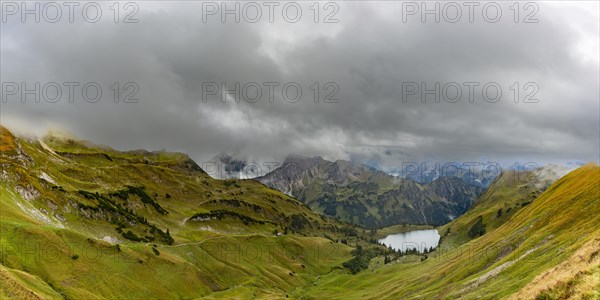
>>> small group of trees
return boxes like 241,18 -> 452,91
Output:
381,245 -> 436,265
343,245 -> 380,274
155,228 -> 174,245
468,216 -> 487,238
120,228 -> 173,245
344,245 -> 401,273
122,230 -> 143,242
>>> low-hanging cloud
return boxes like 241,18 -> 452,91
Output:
1,1 -> 598,169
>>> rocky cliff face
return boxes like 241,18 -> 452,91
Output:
258,156 -> 483,228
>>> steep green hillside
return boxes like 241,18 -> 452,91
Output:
258,156 -> 483,228
0,126 -> 370,299
297,163 -> 600,299
437,165 -> 577,248
2,125 -> 597,299
437,169 -> 544,247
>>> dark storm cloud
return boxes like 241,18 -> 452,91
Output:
1,1 -> 598,168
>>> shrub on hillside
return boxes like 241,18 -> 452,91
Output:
468,216 -> 486,238
122,230 -> 143,242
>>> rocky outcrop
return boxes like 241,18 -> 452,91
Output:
258,156 -> 483,228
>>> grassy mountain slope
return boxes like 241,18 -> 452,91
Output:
258,156 -> 483,228
0,126 -> 372,299
2,125 -> 597,299
0,264 -> 63,300
437,169 -> 545,247
297,163 -> 600,299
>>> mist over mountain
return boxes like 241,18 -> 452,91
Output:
3,2 -> 598,166
203,152 -> 258,179
385,162 -> 499,188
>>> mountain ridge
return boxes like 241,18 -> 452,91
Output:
297,163 -> 600,299
257,155 -> 484,228
0,126 -> 380,299
1,125 -> 597,299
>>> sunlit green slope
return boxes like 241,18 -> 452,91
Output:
437,169 -> 545,247
0,126 -> 364,299
298,163 -> 600,299
2,125 -> 597,299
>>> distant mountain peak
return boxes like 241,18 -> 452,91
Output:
258,156 -> 484,228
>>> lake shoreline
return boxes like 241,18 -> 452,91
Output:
374,224 -> 435,240
378,228 -> 441,253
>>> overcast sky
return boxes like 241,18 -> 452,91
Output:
1,1 -> 598,169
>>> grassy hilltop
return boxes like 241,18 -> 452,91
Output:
297,163 -> 600,299
0,126 -> 375,299
1,125 -> 598,299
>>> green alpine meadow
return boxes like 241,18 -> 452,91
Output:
1,1 -> 598,299
0,126 -> 598,299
